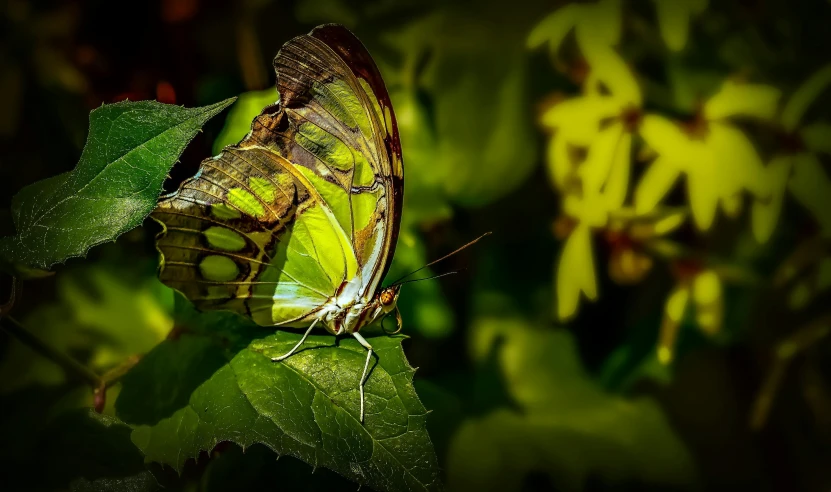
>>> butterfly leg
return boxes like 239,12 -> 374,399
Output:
272,318 -> 319,362
352,332 -> 373,423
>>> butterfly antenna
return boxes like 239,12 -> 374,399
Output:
394,270 -> 460,286
390,232 -> 491,286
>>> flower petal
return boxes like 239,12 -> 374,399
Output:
635,157 -> 682,214
704,79 -> 781,121
556,224 -> 597,320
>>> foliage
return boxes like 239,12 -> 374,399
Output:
446,296 -> 695,490
0,98 -> 235,271
2,1 -> 831,491
529,0 -> 831,364
120,295 -> 440,492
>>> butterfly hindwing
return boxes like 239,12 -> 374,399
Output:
152,24 -> 401,327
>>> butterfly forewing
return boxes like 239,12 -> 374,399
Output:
152,24 -> 402,327
270,24 -> 403,298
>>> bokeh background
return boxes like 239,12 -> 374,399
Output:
2,0 -> 831,490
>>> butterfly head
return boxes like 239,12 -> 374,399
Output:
377,285 -> 401,314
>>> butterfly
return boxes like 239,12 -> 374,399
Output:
151,24 -> 404,423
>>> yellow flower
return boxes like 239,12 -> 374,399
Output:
605,208 -> 686,285
636,79 -> 780,230
657,268 -> 724,365
541,48 -> 644,320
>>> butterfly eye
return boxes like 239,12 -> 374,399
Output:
380,289 -> 395,306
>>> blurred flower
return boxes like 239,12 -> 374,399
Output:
636,79 -> 780,230
605,208 -> 686,285
651,0 -> 708,52
657,267 -> 724,364
753,65 -> 831,243
540,48 -> 647,319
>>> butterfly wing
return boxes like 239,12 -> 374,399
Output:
267,24 -> 403,299
152,24 -> 402,326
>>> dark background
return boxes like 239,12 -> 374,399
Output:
1,0 -> 831,490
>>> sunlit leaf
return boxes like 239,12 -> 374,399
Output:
788,153 -> 831,235
123,297 -> 440,492
782,64 -> 831,132
212,88 -> 279,154
0,98 -> 235,270
752,156 -> 793,244
556,224 -> 597,320
704,80 -> 780,121
651,0 -> 708,52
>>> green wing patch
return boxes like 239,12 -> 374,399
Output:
153,24 -> 402,326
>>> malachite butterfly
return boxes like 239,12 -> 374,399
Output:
151,24 -> 404,422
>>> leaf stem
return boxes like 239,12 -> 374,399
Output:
0,316 -> 104,390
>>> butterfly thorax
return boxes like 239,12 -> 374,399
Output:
318,283 -> 400,335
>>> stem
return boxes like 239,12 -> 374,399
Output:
0,316 -> 103,389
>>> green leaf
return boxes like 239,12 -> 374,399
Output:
380,7 -> 541,207
450,309 -> 695,490
652,0 -> 708,52
0,97 -> 235,270
211,89 -> 279,154
0,262 -> 173,393
119,296 -> 441,492
782,64 -> 831,132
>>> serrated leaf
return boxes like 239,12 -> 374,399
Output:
0,97 -> 235,270
119,296 -> 440,492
